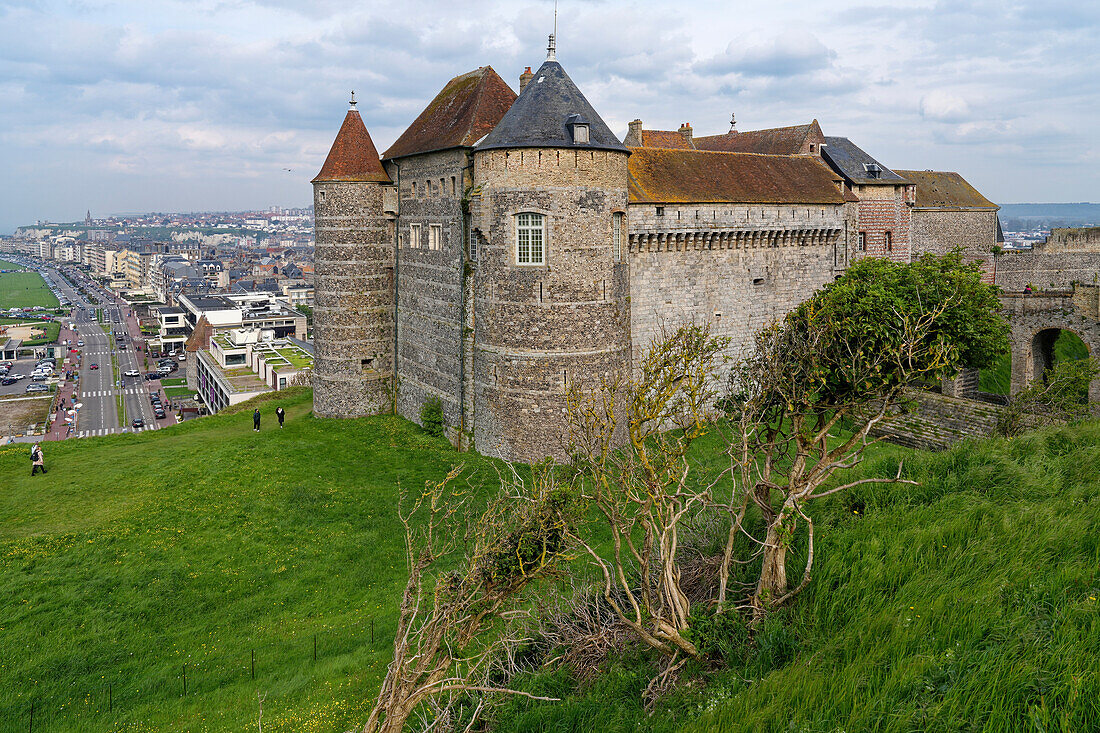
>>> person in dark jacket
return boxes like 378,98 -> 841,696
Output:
253,409 -> 261,432
31,443 -> 46,475
276,406 -> 285,428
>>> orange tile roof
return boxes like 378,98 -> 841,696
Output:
892,170 -> 997,209
312,109 -> 391,183
383,66 -> 516,159
184,315 -> 213,353
628,148 -> 848,205
640,130 -> 695,149
695,121 -> 823,155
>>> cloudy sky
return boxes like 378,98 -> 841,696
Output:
1,0 -> 1098,233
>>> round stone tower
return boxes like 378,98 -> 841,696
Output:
470,56 -> 632,462
311,95 -> 395,418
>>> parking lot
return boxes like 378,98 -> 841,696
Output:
0,357 -> 60,397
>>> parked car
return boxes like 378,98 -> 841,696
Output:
1,377 -> 16,386
154,409 -> 167,419
26,383 -> 49,393
177,354 -> 187,362
77,340 -> 84,347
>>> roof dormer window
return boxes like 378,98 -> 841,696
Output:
567,114 -> 590,145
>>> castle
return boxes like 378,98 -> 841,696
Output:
311,42 -> 1001,462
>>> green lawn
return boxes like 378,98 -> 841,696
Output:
0,270 -> 59,309
0,258 -> 26,270
0,388 -> 490,732
160,378 -> 188,387
163,386 -> 193,398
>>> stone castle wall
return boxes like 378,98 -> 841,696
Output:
996,228 -> 1100,292
627,201 -> 848,381
312,181 -> 395,417
910,209 -> 997,281
384,149 -> 470,437
469,148 -> 632,462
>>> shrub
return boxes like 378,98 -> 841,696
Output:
420,396 -> 445,438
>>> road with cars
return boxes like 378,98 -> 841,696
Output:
49,268 -> 164,435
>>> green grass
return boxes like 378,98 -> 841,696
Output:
160,378 -> 188,387
0,270 -> 59,309
493,425 -> 1100,732
163,386 -> 193,399
0,388 -> 494,732
0,259 -> 26,270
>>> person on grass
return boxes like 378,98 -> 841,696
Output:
253,409 -> 261,432
276,406 -> 285,428
31,443 -> 46,476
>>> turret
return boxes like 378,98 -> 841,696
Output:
469,53 -> 632,462
311,93 -> 396,418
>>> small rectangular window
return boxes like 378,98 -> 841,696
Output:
409,223 -> 421,249
656,206 -> 664,217
858,232 -> 866,252
451,176 -> 456,196
429,224 -> 443,251
885,231 -> 893,252
469,227 -> 477,262
411,181 -> 417,197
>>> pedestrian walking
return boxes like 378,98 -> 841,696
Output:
253,409 -> 261,432
276,406 -> 285,428
31,443 -> 46,476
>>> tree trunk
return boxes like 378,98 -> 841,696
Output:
754,519 -> 789,619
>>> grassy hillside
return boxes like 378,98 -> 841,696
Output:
0,270 -> 59,309
0,388 -> 495,732
492,425 -> 1100,733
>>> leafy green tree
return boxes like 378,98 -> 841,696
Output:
728,253 -> 1009,618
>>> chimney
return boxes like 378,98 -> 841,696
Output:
519,66 -> 534,93
678,122 -> 693,145
625,119 -> 643,147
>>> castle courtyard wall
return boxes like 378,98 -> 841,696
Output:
910,208 -> 997,281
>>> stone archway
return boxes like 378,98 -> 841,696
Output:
1002,293 -> 1100,405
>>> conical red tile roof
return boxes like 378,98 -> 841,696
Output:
312,109 -> 391,183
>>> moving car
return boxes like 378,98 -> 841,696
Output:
131,418 -> 144,428
124,370 -> 140,378
90,363 -> 99,370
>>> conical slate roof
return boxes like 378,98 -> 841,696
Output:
477,60 -> 627,153
312,108 -> 391,184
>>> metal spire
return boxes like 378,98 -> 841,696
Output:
547,1 -> 557,60
349,90 -> 357,110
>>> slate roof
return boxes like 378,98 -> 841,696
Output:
695,121 -> 823,155
821,137 -> 906,185
477,60 -> 628,153
383,66 -> 517,159
312,109 -> 391,183
891,170 -> 997,210
640,130 -> 695,150
628,149 -> 851,205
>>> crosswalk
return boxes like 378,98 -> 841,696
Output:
75,425 -> 158,437
80,388 -> 153,397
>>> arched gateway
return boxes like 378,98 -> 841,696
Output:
1000,292 -> 1100,404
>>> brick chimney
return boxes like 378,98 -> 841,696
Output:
678,122 -> 693,145
624,119 -> 643,147
519,66 -> 534,93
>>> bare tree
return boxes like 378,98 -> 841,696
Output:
566,324 -> 730,662
363,465 -> 568,733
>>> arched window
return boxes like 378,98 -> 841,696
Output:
515,213 -> 545,265
612,212 -> 624,262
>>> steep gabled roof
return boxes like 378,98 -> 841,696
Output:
383,66 -> 517,159
478,60 -> 628,153
312,108 -> 391,183
640,130 -> 695,150
821,136 -> 906,185
628,148 -> 849,205
892,170 -> 997,210
184,315 -> 213,353
695,120 -> 824,155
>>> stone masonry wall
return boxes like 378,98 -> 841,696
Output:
849,184 -> 911,264
470,148 -> 632,462
627,201 -> 847,382
384,149 -> 469,438
312,181 -> 395,417
910,209 -> 997,282
996,238 -> 1100,293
